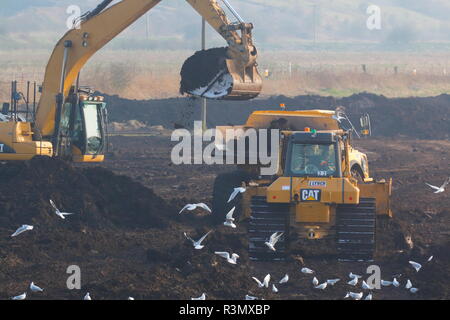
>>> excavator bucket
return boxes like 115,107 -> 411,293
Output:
180,47 -> 262,100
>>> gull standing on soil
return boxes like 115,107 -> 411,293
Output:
215,251 -> 239,265
191,293 -> 206,300
252,274 -> 271,288
179,203 -> 211,214
410,288 -> 419,294
227,187 -> 246,203
409,261 -> 422,272
327,279 -> 341,286
184,230 -> 212,250
11,293 -> 26,300
425,177 -> 449,193
30,282 -> 44,293
279,274 -> 289,284
312,277 -> 319,286
272,284 -> 279,293
392,278 -> 400,288
301,267 -> 315,274
265,232 -> 284,251
223,207 -> 237,228
348,277 -> 358,286
50,200 -> 75,219
83,292 -> 92,300
405,279 -> 413,290
11,225 -> 34,237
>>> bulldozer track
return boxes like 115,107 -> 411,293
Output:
336,198 -> 376,262
248,196 -> 290,261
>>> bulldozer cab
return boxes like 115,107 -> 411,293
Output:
285,132 -> 341,178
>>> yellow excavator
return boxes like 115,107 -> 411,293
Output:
0,0 -> 262,162
212,108 -> 392,261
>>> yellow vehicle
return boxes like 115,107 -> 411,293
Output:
0,0 -> 262,162
212,109 -> 392,261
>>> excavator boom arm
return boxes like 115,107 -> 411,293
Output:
186,0 -> 252,49
35,0 -> 257,138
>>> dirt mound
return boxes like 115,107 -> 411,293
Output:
0,157 -> 270,300
110,120 -> 147,132
104,93 -> 450,139
0,157 -> 172,229
341,93 -> 450,139
180,47 -> 228,95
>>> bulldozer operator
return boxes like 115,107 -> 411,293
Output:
291,144 -> 337,176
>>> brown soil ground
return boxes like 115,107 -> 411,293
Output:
0,133 -> 448,300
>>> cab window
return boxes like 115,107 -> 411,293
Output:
83,104 -> 103,154
289,143 -> 337,177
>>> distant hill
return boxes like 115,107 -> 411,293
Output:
2,0 -> 450,50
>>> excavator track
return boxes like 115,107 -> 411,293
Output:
248,196 -> 290,261
336,198 -> 376,262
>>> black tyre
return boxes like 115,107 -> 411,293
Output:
211,170 -> 253,224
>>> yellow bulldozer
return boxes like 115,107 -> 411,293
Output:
212,108 -> 392,261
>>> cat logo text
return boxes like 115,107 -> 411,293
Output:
300,189 -> 321,202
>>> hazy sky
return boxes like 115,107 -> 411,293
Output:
2,0 -> 450,49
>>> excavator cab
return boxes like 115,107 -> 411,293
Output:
72,98 -> 107,162
56,94 -> 107,162
0,81 -> 107,162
